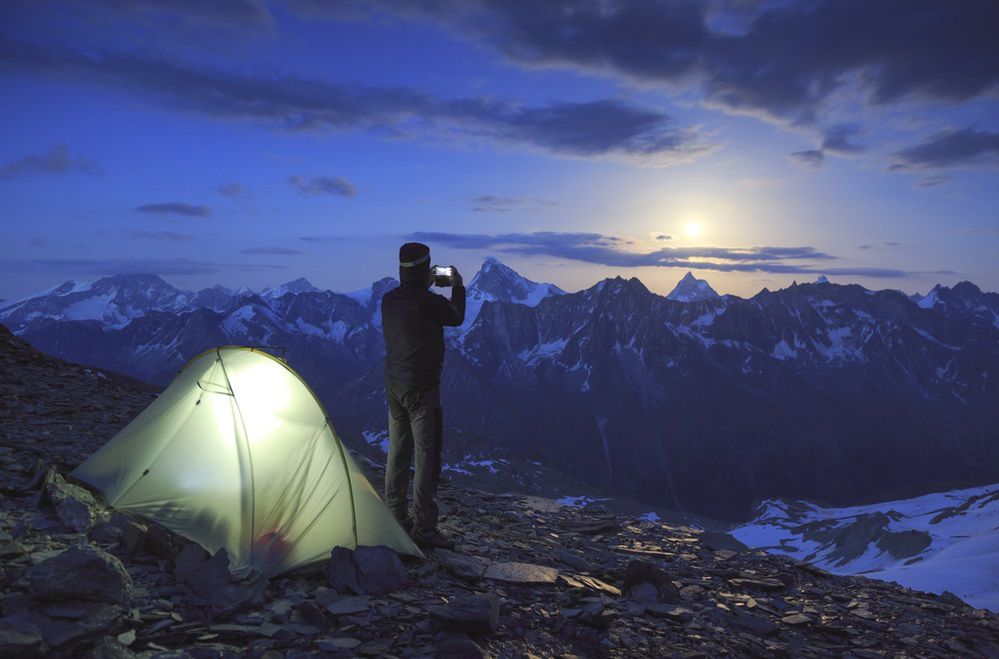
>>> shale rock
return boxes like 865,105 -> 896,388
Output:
27,544 -> 132,604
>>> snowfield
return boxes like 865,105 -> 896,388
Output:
732,484 -> 999,611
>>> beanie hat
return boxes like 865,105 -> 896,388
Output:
399,242 -> 430,269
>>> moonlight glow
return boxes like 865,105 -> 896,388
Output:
684,221 -> 705,239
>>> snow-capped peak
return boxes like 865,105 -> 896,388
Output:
263,277 -> 320,298
460,258 -> 565,329
667,271 -> 719,302
814,275 -> 830,284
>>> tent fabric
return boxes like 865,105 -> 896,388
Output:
72,346 -> 421,575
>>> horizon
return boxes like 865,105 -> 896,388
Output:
2,255 -> 988,306
2,2 -> 998,301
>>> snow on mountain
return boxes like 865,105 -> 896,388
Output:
461,257 -> 565,329
731,484 -> 999,611
667,271 -> 719,302
0,274 -> 195,331
262,277 -> 320,299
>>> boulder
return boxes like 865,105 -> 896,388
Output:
429,594 -> 500,634
699,531 -> 748,553
483,561 -> 557,584
27,545 -> 132,604
622,560 -> 680,604
326,546 -> 362,594
432,549 -> 488,581
0,617 -> 44,656
353,545 -> 411,595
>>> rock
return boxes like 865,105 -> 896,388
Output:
435,631 -> 487,659
145,524 -> 180,561
628,582 -> 659,604
319,637 -> 362,650
325,596 -> 370,616
353,545 -> 411,595
781,613 -> 812,626
429,594 -> 501,634
41,469 -> 101,533
483,561 -> 558,584
433,549 -> 488,581
84,636 -> 137,658
622,560 -> 680,604
698,531 -> 747,553
647,605 -> 694,623
326,546 -> 361,594
728,576 -> 787,591
730,611 -> 779,637
35,602 -> 126,648
27,545 -> 132,604
0,618 -> 44,656
179,547 -> 230,601
173,542 -> 209,581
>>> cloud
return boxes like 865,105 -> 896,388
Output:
0,144 -> 102,179
136,202 -> 212,217
471,195 -> 558,212
240,246 -> 307,255
821,124 -> 865,154
790,150 -> 825,168
411,230 -> 940,278
652,233 -> 672,241
288,175 -> 357,198
916,175 -> 952,188
0,257 -> 286,276
891,127 -> 999,170
126,229 -> 194,241
348,0 -> 999,126
216,182 -> 245,198
0,38 -> 714,165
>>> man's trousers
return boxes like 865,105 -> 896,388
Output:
383,380 -> 444,533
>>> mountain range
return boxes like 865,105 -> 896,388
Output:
3,261 -> 998,520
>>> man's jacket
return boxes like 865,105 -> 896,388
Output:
381,283 -> 466,386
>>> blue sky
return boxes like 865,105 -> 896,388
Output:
1,0 -> 997,300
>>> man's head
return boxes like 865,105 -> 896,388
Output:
398,242 -> 431,287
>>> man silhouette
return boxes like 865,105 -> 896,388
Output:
381,242 -> 465,549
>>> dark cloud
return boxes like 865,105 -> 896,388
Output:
0,257 -> 286,276
136,202 -> 212,217
216,182 -> 245,198
240,246 -> 307,255
402,231 -> 921,277
790,150 -> 825,168
0,38 -> 713,165
126,229 -> 194,241
916,175 -> 952,188
352,0 -> 999,125
0,144 -> 102,179
471,195 -> 558,212
653,233 -> 672,241
288,175 -> 357,198
821,124 -> 865,154
857,244 -> 872,250
891,127 -> 999,170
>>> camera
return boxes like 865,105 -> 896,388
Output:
431,265 -> 454,287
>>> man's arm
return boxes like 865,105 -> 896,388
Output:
436,267 -> 466,327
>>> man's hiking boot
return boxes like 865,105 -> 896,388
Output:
410,526 -> 455,550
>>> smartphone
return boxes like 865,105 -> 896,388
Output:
432,265 -> 454,287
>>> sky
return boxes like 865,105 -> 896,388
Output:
1,0 -> 997,301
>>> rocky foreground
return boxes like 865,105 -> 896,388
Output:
1,327 -> 999,658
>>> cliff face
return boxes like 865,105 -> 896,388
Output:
2,329 -> 998,657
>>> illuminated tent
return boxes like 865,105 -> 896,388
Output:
73,346 -> 420,575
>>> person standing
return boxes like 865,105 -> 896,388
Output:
381,242 -> 465,549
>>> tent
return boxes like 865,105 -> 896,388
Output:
73,346 -> 420,575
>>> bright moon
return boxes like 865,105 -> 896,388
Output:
684,221 -> 704,239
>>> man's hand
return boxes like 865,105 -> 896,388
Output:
450,266 -> 463,288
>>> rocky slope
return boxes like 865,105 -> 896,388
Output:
2,329 -> 999,657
